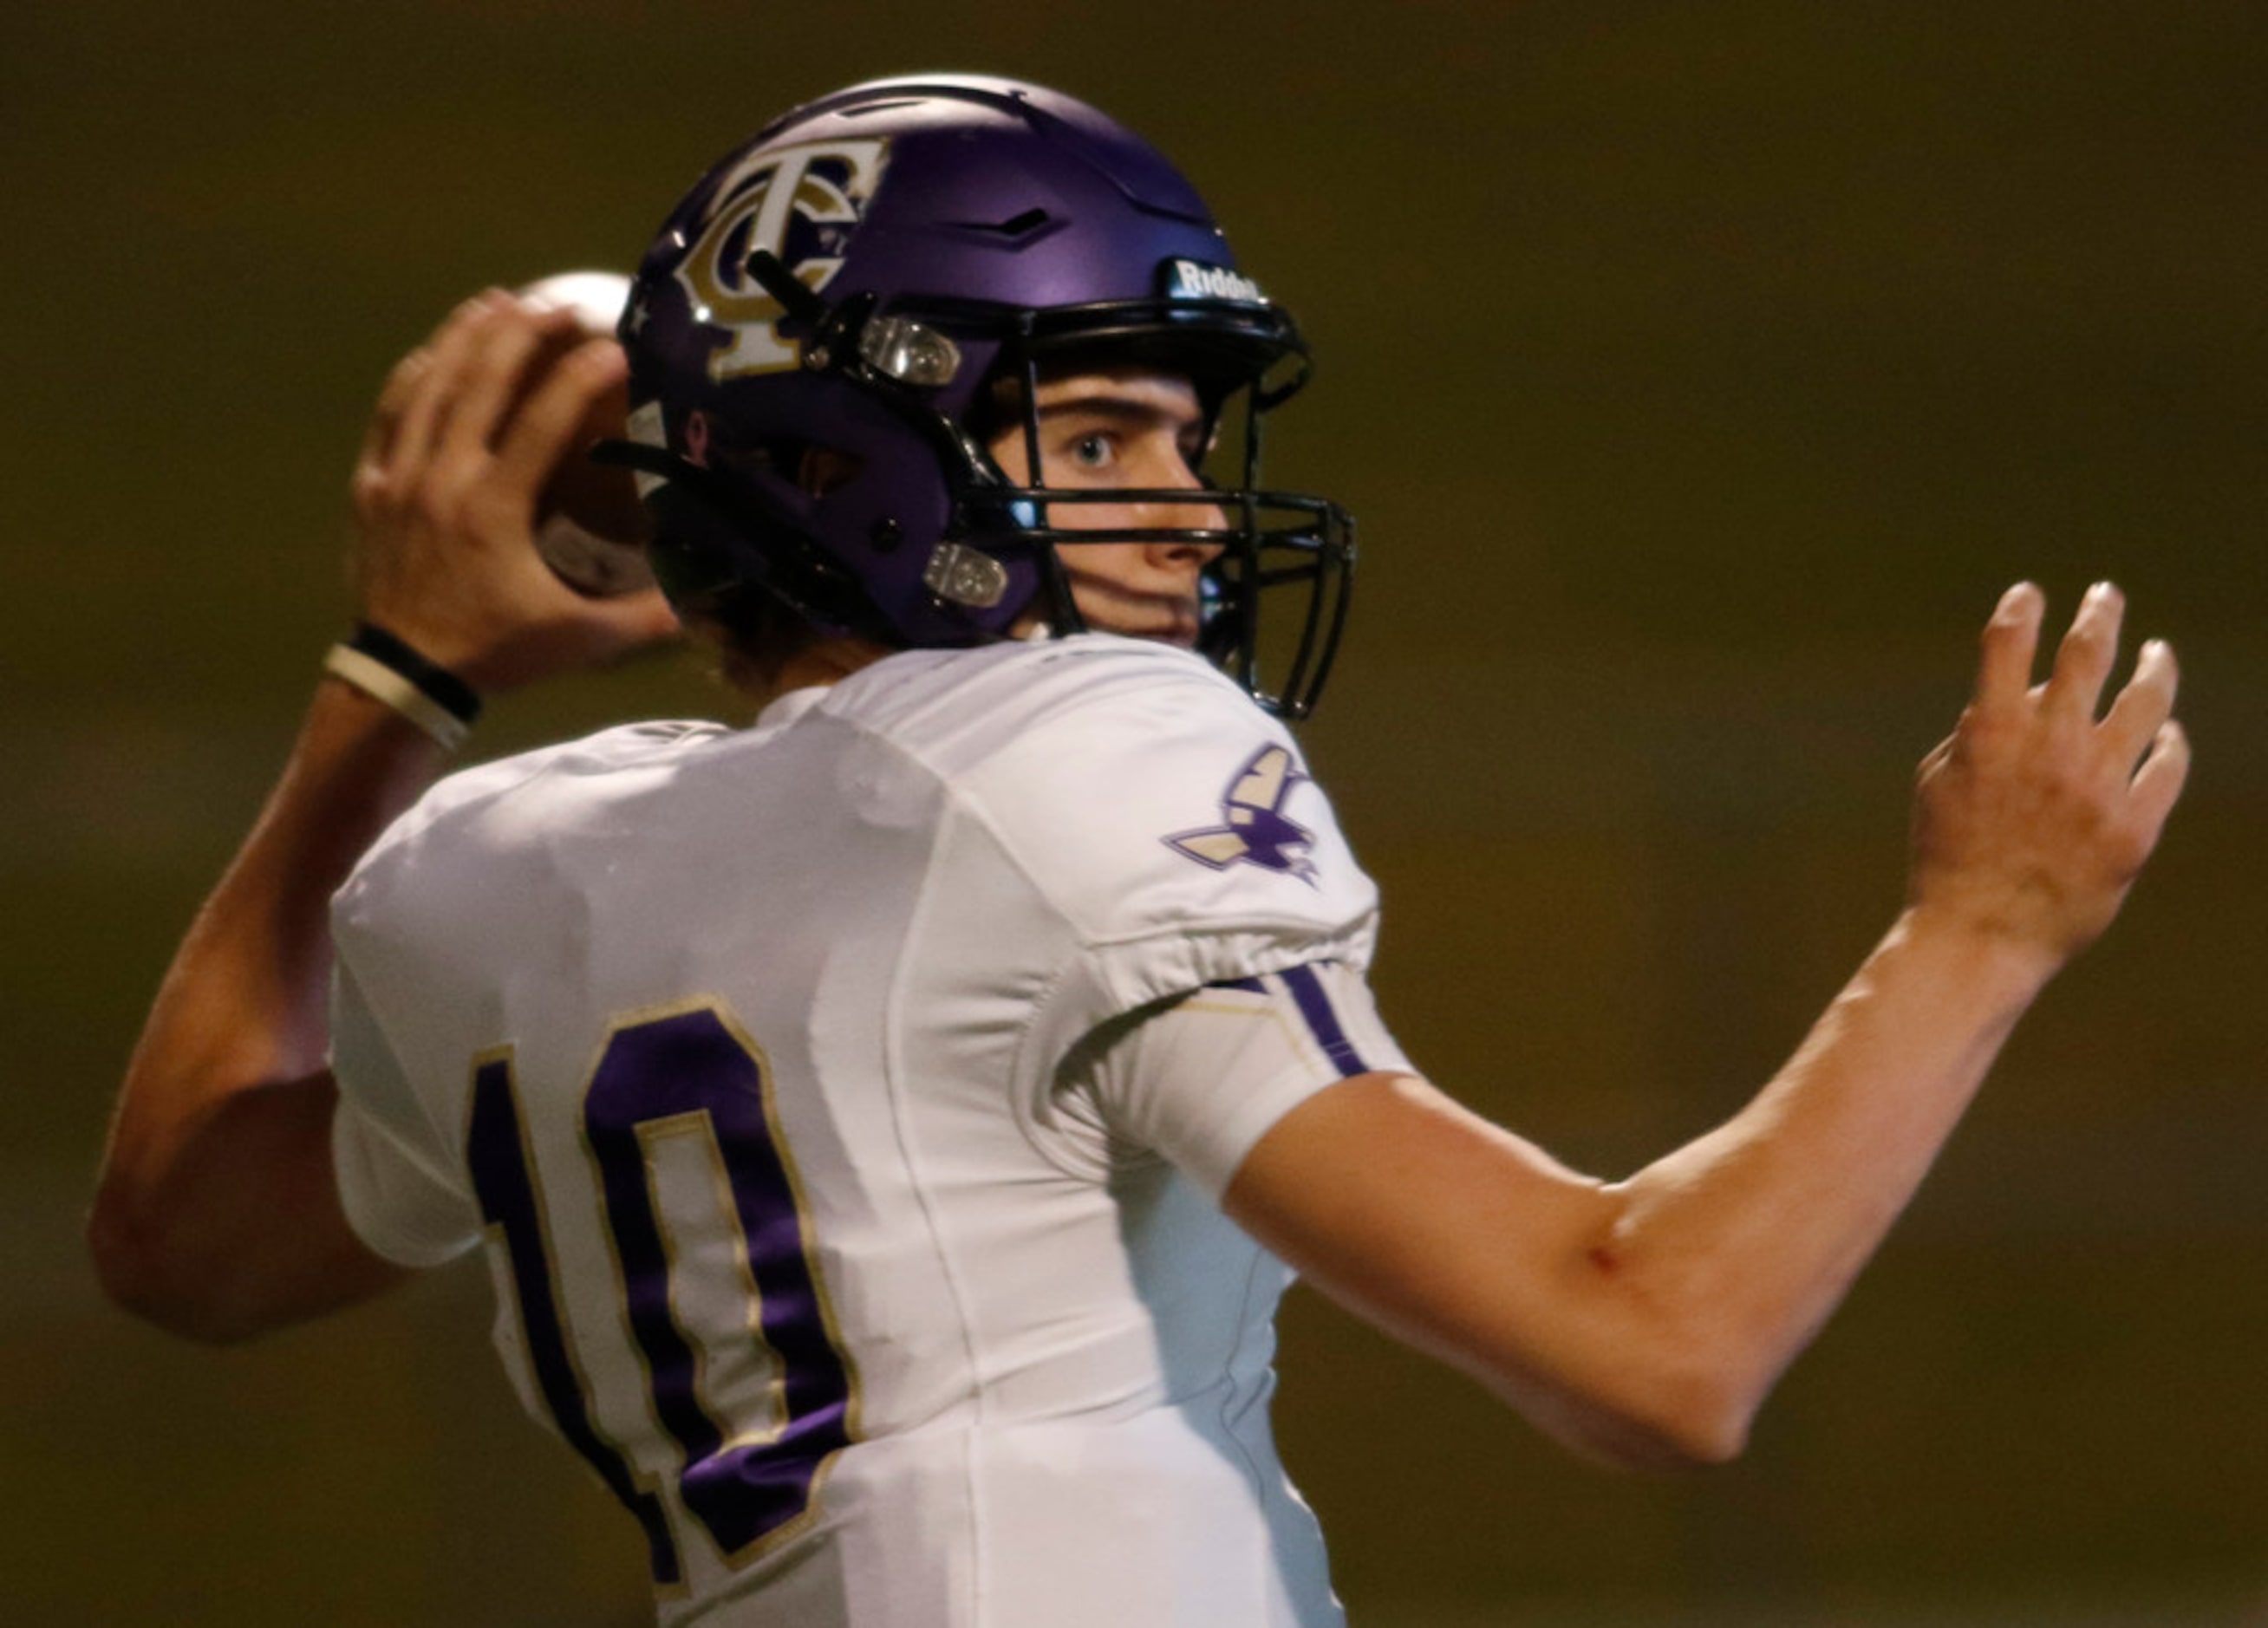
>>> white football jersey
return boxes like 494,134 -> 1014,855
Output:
329,634 -> 1405,1627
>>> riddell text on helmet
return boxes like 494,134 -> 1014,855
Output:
1167,260 -> 1268,306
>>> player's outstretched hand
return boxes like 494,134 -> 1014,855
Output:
1908,581 -> 2189,971
349,290 -> 679,695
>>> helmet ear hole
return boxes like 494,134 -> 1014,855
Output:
799,447 -> 864,499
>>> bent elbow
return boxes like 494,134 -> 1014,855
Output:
1641,1378 -> 1756,1468
1575,1368 -> 1757,1471
1549,1240 -> 1771,1470
87,1186 -> 153,1313
87,1195 -> 264,1346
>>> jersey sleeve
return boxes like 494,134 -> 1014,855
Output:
924,641 -> 1391,1176
328,939 -> 484,1268
1061,961 -> 1416,1197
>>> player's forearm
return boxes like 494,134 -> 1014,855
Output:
1226,908 -> 2071,1471
90,679 -> 444,1332
1588,905 -> 2056,1449
119,678 -> 446,1095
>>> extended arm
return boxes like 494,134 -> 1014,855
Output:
1225,582 -> 2188,1468
90,293 -> 678,1343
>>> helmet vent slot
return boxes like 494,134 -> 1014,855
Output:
952,207 -> 1054,242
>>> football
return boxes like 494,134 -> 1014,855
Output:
518,271 -> 657,598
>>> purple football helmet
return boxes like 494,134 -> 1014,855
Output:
609,75 -> 1353,717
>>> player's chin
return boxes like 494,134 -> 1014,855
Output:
1073,592 -> 1202,648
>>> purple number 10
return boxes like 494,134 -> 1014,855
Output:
467,1005 -> 856,1588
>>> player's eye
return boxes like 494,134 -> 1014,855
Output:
1068,432 -> 1114,471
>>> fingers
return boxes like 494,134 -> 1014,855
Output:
433,306 -> 583,485
2128,720 -> 2193,843
358,346 -> 433,476
493,336 -> 625,497
345,285 -> 677,694
362,292 -> 582,488
1972,582 -> 2043,714
383,290 -> 513,485
2022,577 -> 2180,778
1978,578 -> 2177,768
2043,580 -> 2125,726
2098,636 -> 2180,773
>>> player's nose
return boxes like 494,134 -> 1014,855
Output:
1133,446 -> 1229,554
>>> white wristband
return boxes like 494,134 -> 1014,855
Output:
323,643 -> 472,752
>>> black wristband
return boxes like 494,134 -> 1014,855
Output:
343,622 -> 484,728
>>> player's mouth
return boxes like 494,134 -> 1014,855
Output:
1060,575 -> 1202,647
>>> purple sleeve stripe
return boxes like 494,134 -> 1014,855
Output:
1275,964 -> 1372,1078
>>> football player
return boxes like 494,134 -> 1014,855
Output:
91,76 -> 2189,1626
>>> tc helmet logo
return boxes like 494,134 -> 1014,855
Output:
678,138 -> 890,379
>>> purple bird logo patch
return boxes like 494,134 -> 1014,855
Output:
1165,745 -> 1317,882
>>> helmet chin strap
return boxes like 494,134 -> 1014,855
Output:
1028,540 -> 1085,641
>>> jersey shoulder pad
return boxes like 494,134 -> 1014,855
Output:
838,636 -> 1380,979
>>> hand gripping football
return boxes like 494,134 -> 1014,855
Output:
518,271 -> 656,598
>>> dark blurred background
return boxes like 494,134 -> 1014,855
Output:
6,2 -> 2263,1623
